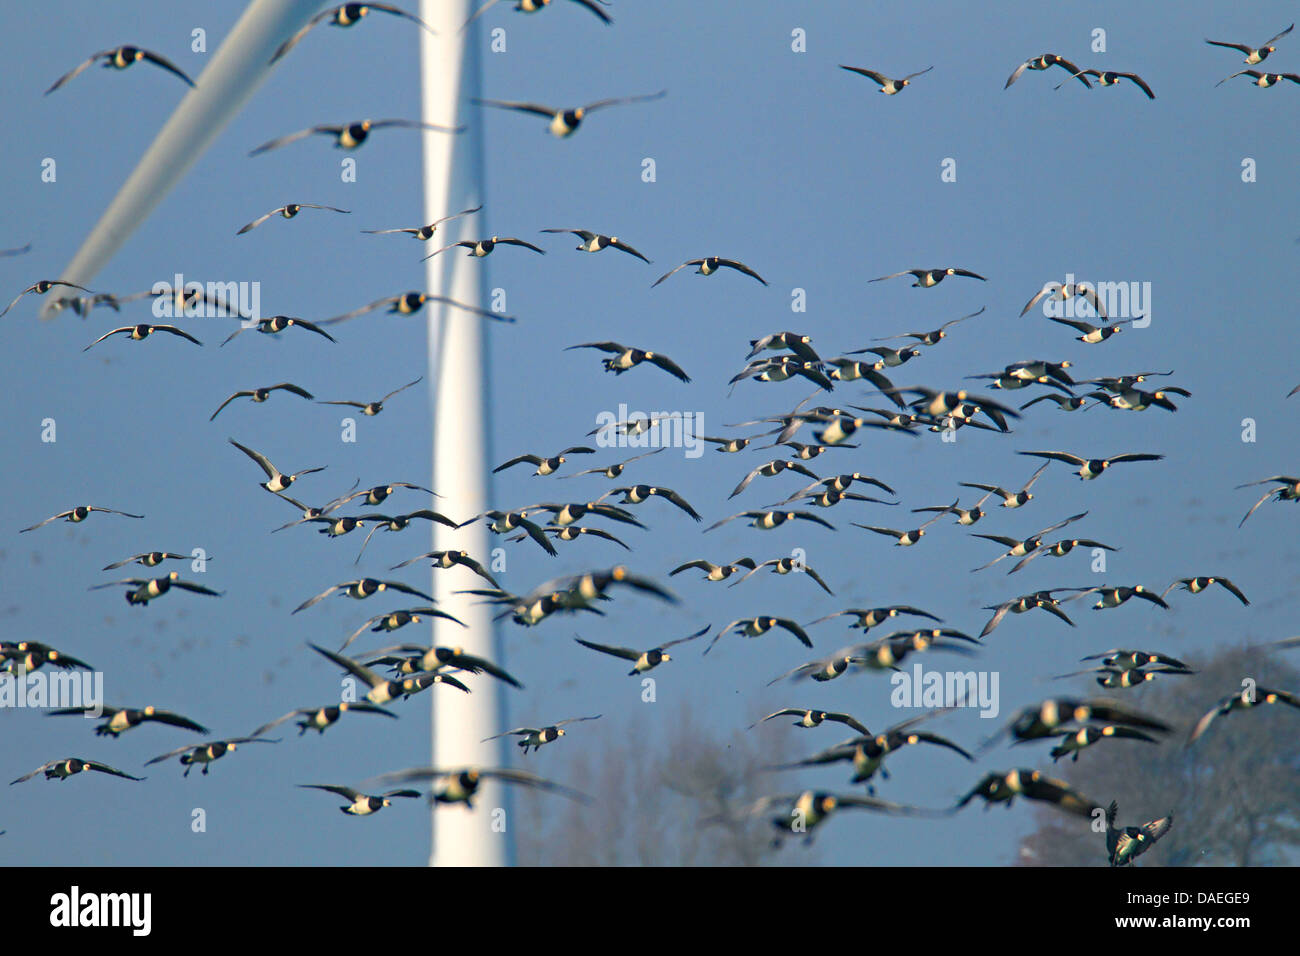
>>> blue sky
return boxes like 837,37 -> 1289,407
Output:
2,0 -> 1298,865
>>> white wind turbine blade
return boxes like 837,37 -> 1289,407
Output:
421,0 -> 510,868
39,0 -> 326,319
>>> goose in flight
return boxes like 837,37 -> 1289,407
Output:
271,4 -> 438,63
839,64 -> 933,95
46,46 -> 194,94
474,90 -> 666,137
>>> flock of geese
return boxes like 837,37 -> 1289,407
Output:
4,4 -> 1300,867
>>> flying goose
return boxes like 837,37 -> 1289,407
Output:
839,64 -> 933,94
473,91 -> 666,137
309,644 -> 468,705
960,462 -> 1049,508
852,510 -> 945,546
596,484 -> 701,521
298,784 -> 422,816
250,118 -> 462,155
210,383 -> 314,421
318,376 -> 422,416
271,3 -> 437,63
1052,664 -> 1193,690
870,267 -> 986,288
89,571 -> 222,606
1043,725 -> 1160,763
236,203 -> 349,235
911,493 -> 993,527
463,0 -> 613,31
1,280 -> 95,317
994,698 -> 1170,746
84,324 -> 202,350
423,236 -> 546,259
219,315 -> 337,346
1007,537 -> 1117,574
1020,280 -> 1107,318
367,766 -> 593,808
1189,685 -> 1300,744
704,616 -> 813,655
728,557 -> 834,595
956,769 -> 1099,818
1205,23 -> 1294,64
320,291 -> 511,325
338,607 -> 467,652
1056,70 -> 1155,98
871,306 -> 985,347
1,641 -> 92,674
668,557 -> 757,582
145,737 -> 279,777
725,790 -> 939,847
1106,801 -> 1173,866
294,578 -> 433,614
806,605 -> 941,633
765,651 -> 872,685
362,206 -> 482,240
705,510 -> 835,533
652,257 -> 767,287
1216,69 -> 1300,87
1017,449 -> 1163,480
1081,649 -> 1189,672
102,551 -> 191,570
979,589 -> 1084,638
250,702 -> 397,737
494,446 -> 596,476
482,715 -> 602,754
228,438 -> 325,493
540,228 -> 650,262
747,332 -> 820,363
561,448 -> 664,480
1047,316 -> 1133,344
1160,576 -> 1249,606
47,705 -> 207,738
753,709 -> 870,735
362,644 -> 522,687
1067,585 -> 1170,611
1005,54 -> 1091,89
525,525 -> 630,551
11,759 -> 144,785
566,341 -> 692,382
1237,475 -> 1300,526
46,46 -> 194,94
389,550 -> 501,588
20,505 -> 143,533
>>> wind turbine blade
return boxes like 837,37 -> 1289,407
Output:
39,0 -> 325,319
421,0 -> 510,868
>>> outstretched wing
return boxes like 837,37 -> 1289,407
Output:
650,261 -> 701,288
717,259 -> 768,285
840,65 -> 888,85
573,637 -> 640,662
270,7 -> 342,62
154,325 -> 203,346
250,125 -> 342,156
10,761 -> 59,784
45,50 -> 112,94
138,49 -> 196,87
647,354 -> 692,383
